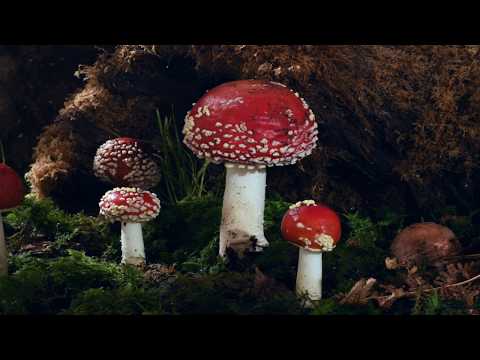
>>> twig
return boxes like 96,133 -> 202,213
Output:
442,253 -> 480,262
368,273 -> 480,303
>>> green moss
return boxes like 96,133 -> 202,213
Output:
0,259 -> 49,314
321,210 -> 405,296
346,209 -> 405,249
2,186 -> 476,315
177,236 -> 226,274
142,195 -> 222,264
322,245 -> 386,296
253,198 -> 297,287
161,272 -> 304,314
0,250 -> 139,314
5,196 -> 116,257
411,291 -> 470,315
66,286 -> 165,315
311,298 -> 382,315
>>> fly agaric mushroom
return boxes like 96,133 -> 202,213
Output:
0,164 -> 25,276
94,137 -> 160,189
281,200 -> 341,306
183,80 -> 318,257
391,222 -> 461,267
99,187 -> 160,266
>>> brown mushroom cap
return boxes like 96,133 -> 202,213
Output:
391,222 -> 461,266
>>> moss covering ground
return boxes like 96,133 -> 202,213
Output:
3,107 -> 480,315
2,192 -> 479,315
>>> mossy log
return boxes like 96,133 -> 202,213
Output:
27,45 -> 480,215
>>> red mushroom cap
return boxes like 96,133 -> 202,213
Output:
0,163 -> 24,210
183,80 -> 318,168
281,200 -> 341,252
93,137 -> 160,189
99,187 -> 161,223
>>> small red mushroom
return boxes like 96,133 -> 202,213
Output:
183,80 -> 318,257
0,163 -> 25,276
281,200 -> 341,305
391,222 -> 461,267
93,137 -> 160,189
99,187 -> 161,266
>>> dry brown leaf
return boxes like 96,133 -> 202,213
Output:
340,278 -> 377,305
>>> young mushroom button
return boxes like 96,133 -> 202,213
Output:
99,187 -> 161,267
391,222 -> 461,268
0,163 -> 25,276
183,79 -> 318,257
281,200 -> 341,306
94,137 -> 160,189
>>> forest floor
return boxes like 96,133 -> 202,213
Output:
1,112 -> 480,315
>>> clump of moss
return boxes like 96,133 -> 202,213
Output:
66,286 -> 166,315
311,298 -> 382,315
65,269 -> 304,315
410,291 -> 470,315
0,250 -> 141,314
253,197 -> 297,288
177,236 -> 226,274
5,196 -> 117,257
0,246 -> 305,314
320,209 -> 405,296
141,195 -> 222,265
161,272 -> 304,315
2,190 -> 479,315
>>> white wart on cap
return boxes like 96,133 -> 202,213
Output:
99,187 -> 161,223
182,79 -> 318,168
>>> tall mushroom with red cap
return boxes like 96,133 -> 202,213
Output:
99,187 -> 161,266
94,137 -> 160,189
0,164 -> 25,276
183,80 -> 318,257
281,200 -> 341,306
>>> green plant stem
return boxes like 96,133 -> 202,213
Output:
153,109 -> 210,205
197,161 -> 209,197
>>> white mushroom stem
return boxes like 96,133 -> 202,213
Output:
0,213 -> 7,276
219,164 -> 269,257
296,248 -> 323,307
121,222 -> 146,266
